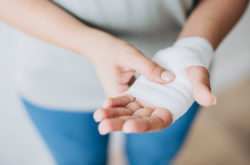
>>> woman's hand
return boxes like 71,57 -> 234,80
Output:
84,29 -> 175,97
94,94 -> 173,134
0,1 -> 174,98
93,66 -> 215,134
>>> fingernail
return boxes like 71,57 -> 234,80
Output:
99,127 -> 108,135
93,110 -> 102,122
213,95 -> 217,105
123,128 -> 132,133
94,116 -> 101,122
99,131 -> 107,135
161,71 -> 175,82
102,100 -> 111,108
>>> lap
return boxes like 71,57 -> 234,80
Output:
21,98 -> 199,165
21,98 -> 109,165
125,102 -> 200,165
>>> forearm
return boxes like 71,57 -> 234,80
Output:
178,0 -> 248,49
0,0 -> 108,60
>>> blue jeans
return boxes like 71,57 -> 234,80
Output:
21,98 -> 199,165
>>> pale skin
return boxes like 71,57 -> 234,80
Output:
0,0 -> 175,97
93,0 -> 249,134
0,0 -> 248,134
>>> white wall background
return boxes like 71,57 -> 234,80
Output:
0,4 -> 249,165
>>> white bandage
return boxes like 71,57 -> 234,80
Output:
127,37 -> 214,123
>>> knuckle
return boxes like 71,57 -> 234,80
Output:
145,63 -> 157,73
103,119 -> 113,129
145,62 -> 160,75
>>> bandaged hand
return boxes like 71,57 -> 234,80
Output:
94,37 -> 216,134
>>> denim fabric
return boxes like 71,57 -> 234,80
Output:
21,98 -> 199,165
125,102 -> 199,165
22,98 -> 109,165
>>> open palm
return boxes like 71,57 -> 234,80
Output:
94,66 -> 215,135
94,95 -> 173,135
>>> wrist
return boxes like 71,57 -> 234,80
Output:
78,27 -> 120,64
77,28 -> 105,59
175,36 -> 214,53
153,37 -> 214,72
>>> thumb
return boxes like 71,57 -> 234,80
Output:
185,66 -> 216,107
128,54 -> 175,84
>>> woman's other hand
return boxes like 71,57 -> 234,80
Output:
84,29 -> 175,97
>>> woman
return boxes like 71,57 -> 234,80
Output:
0,0 -> 248,164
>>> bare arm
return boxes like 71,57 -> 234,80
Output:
0,0 -> 174,97
179,0 -> 249,49
94,0 -> 249,134
0,0 -> 105,60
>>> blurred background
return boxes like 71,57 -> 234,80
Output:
0,4 -> 249,165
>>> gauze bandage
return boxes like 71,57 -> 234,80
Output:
127,37 -> 214,123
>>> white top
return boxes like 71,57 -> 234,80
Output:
14,0 -> 193,111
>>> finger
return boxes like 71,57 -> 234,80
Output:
102,95 -> 135,108
122,107 -> 172,133
126,102 -> 143,111
150,108 -> 173,131
133,108 -> 154,117
98,115 -> 140,135
126,54 -> 175,83
98,118 -> 124,135
136,99 -> 157,109
93,107 -> 134,122
185,66 -> 216,107
122,118 -> 150,133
